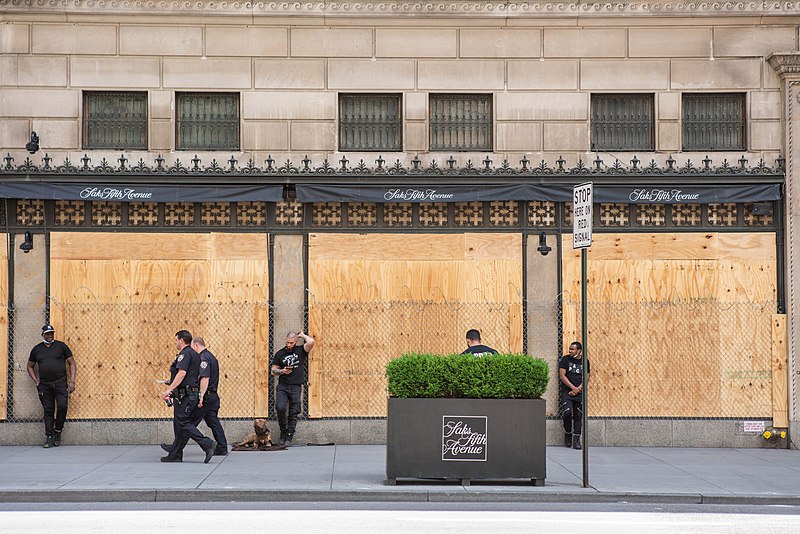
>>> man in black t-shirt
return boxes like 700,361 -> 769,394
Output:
271,330 -> 315,446
159,330 -> 216,463
461,329 -> 498,357
28,324 -> 76,448
559,341 -> 589,450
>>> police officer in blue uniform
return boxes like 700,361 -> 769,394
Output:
159,330 -> 216,463
161,336 -> 228,456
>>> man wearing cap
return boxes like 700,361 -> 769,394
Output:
27,324 -> 76,448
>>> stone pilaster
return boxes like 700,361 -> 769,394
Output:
767,52 -> 800,441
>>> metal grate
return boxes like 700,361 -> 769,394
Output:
176,92 -> 240,151
683,93 -> 746,151
83,91 -> 148,150
339,94 -> 402,151
430,94 -> 492,151
591,93 -> 654,151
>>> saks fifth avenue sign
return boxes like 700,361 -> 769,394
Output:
384,188 -> 455,201
629,188 -> 701,203
442,416 -> 487,462
80,187 -> 153,201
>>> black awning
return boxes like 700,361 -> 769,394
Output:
0,183 -> 284,203
296,183 -> 782,204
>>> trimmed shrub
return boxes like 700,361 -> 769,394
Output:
386,352 -> 549,399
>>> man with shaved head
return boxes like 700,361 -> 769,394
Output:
271,330 -> 315,446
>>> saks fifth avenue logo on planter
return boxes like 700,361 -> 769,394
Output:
442,415 -> 487,462
80,187 -> 154,201
384,188 -> 455,202
628,188 -> 700,203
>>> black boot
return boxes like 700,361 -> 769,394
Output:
284,433 -> 293,447
572,434 -> 582,450
279,430 -> 287,445
564,432 -> 572,448
53,431 -> 62,447
42,435 -> 54,449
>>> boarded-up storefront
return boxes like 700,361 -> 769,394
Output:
307,233 -> 523,417
48,232 -> 269,419
562,232 -> 786,423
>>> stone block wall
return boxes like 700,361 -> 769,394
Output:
0,16 -> 791,164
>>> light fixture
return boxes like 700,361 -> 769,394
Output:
537,232 -> 551,256
25,131 -> 39,154
20,231 -> 33,253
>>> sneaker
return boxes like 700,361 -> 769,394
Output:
42,436 -> 54,449
53,432 -> 62,447
572,434 -> 582,450
204,441 -> 217,464
284,433 -> 293,447
564,432 -> 572,448
160,455 -> 182,463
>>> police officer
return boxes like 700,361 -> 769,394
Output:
27,324 -> 76,448
161,336 -> 228,456
159,330 -> 216,463
271,330 -> 315,446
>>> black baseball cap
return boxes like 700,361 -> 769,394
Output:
41,324 -> 55,334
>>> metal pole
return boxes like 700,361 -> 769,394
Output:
581,246 -> 589,488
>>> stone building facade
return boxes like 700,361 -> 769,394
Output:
0,1 -> 798,447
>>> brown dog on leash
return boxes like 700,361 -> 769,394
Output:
235,418 -> 272,448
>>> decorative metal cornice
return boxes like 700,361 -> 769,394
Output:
0,153 -> 785,184
0,0 -> 798,18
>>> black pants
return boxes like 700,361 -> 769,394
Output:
560,396 -> 583,435
37,379 -> 68,437
169,392 -> 215,459
275,383 -> 302,434
170,391 -> 228,453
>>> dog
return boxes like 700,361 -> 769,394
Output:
235,418 -> 273,448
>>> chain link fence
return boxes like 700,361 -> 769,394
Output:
3,297 -> 780,423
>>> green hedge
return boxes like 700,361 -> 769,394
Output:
386,353 -> 549,399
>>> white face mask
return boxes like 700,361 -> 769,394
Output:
42,334 -> 54,345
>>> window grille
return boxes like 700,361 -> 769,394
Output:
591,94 -> 654,151
83,91 -> 148,150
430,94 -> 492,151
339,94 -> 402,151
176,92 -> 240,150
682,93 -> 746,151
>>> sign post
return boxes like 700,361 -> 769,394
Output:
573,182 -> 592,489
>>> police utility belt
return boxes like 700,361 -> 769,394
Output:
173,386 -> 200,400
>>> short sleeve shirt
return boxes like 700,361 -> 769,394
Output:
559,355 -> 589,400
272,345 -> 308,386
461,344 -> 498,357
170,346 -> 201,388
29,341 -> 73,383
198,349 -> 220,392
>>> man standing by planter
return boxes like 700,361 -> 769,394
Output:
271,330 -> 315,446
461,329 -> 498,356
559,341 -> 589,450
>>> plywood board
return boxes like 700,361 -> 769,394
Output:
0,235 -> 7,420
308,233 -> 523,418
562,231 -> 777,418
50,233 -> 269,420
772,314 -> 789,428
51,232 -> 267,260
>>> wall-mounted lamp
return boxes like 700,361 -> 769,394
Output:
537,232 -> 551,256
19,231 -> 33,253
25,131 -> 40,154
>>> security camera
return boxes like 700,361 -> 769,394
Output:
26,132 -> 39,154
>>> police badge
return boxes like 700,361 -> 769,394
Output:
177,354 -> 184,362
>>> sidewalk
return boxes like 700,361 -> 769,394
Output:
1,444 -> 799,505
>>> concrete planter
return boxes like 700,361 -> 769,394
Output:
386,397 -> 546,485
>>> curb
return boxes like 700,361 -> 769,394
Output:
1,489 -> 798,505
